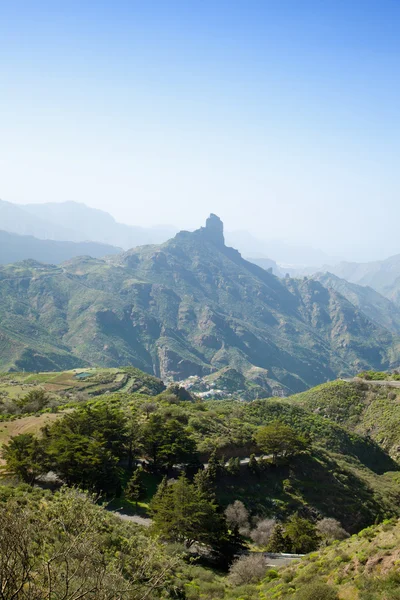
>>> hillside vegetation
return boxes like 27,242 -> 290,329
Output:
0,215 -> 398,394
1,369 -> 399,533
262,517 -> 400,599
1,367 -> 400,599
289,378 -> 400,460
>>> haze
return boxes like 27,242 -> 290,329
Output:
1,1 -> 400,262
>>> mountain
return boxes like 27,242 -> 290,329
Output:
2,198 -> 341,266
0,199 -> 177,248
19,201 -> 177,248
0,199 -> 79,240
0,214 -> 397,391
322,254 -> 400,305
312,272 -> 400,336
0,230 -> 122,265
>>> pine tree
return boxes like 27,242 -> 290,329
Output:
125,467 -> 146,507
193,468 -> 216,500
206,448 -> 220,482
284,514 -> 319,553
267,523 -> 287,552
226,457 -> 240,476
151,473 -> 236,552
248,453 -> 259,476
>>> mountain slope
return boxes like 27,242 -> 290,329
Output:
0,215 -> 397,391
0,199 -> 79,240
0,198 -> 176,248
20,201 -> 177,248
263,517 -> 400,599
326,253 -> 400,304
0,230 -> 122,265
312,272 -> 400,335
288,379 -> 400,460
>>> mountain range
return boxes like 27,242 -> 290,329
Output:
0,198 -> 338,267
0,230 -> 122,265
0,214 -> 398,393
324,254 -> 400,305
0,198 -> 177,249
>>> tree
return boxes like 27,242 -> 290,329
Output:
285,514 -> 320,553
44,404 -> 129,459
316,518 -> 349,545
206,448 -> 225,481
193,467 -> 216,500
16,388 -> 49,412
226,456 -> 241,476
44,431 -> 121,493
151,474 -> 244,565
268,523 -> 287,552
125,467 -> 146,507
151,474 -> 219,547
141,414 -> 198,471
254,421 -> 308,463
1,433 -> 44,484
250,518 -> 276,547
228,553 -> 269,585
224,500 -> 250,533
248,453 -> 259,475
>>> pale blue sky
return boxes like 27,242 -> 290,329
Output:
1,1 -> 399,260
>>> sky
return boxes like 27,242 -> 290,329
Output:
0,0 -> 399,261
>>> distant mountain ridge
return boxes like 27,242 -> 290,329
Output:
0,199 -> 177,249
0,214 -> 397,393
0,230 -> 122,265
314,254 -> 400,305
2,198 -> 337,267
312,272 -> 400,336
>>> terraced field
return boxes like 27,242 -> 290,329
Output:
0,366 -> 165,400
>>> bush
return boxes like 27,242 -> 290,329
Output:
316,518 -> 349,545
225,500 -> 250,532
295,581 -> 339,600
250,518 -> 276,546
228,554 -> 269,586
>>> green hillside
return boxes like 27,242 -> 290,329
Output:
288,379 -> 400,460
0,216 -> 398,394
1,368 -> 400,600
262,517 -> 400,599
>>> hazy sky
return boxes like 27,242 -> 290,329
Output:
1,1 -> 399,261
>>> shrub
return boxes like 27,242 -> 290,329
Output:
295,581 -> 339,599
228,554 -> 269,586
250,518 -> 276,546
316,518 -> 349,545
225,500 -> 250,531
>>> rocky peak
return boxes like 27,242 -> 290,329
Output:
203,213 -> 225,246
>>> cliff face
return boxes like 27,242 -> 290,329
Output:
0,215 -> 396,392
